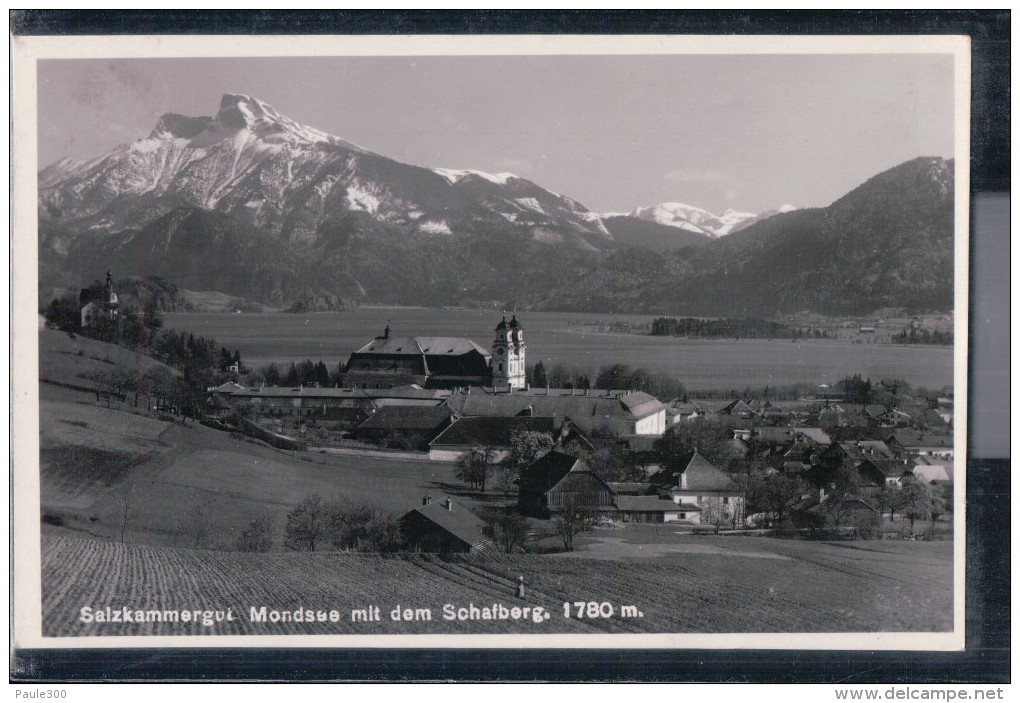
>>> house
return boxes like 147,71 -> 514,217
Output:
428,415 -> 560,461
400,496 -> 495,553
892,430 -> 954,459
911,456 -> 954,484
356,405 -> 455,448
614,495 -> 699,524
652,452 -> 746,528
666,400 -> 708,424
817,441 -> 914,494
443,387 -> 666,436
719,398 -> 756,419
517,451 -> 616,518
788,493 -> 879,530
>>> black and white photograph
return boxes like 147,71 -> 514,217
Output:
13,33 -> 969,650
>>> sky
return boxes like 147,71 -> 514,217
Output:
37,53 -> 956,215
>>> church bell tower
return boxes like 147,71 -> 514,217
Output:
491,314 -> 526,389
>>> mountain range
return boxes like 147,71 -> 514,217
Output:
38,93 -> 954,316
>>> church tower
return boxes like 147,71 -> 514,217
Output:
103,270 -> 119,319
490,314 -> 526,389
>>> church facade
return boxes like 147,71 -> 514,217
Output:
340,315 -> 527,391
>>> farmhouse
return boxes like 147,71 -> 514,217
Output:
517,451 -> 616,518
443,387 -> 666,436
340,315 -> 526,390
653,452 -> 746,527
400,496 -> 494,553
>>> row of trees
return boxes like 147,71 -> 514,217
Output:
257,360 -> 337,388
649,316 -> 822,339
528,361 -> 686,400
875,477 -> 951,533
892,327 -> 953,345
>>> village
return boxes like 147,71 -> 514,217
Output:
43,274 -> 954,559
198,309 -> 954,555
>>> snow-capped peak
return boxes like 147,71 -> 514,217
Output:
609,201 -> 798,238
778,203 -> 798,213
433,168 -> 519,186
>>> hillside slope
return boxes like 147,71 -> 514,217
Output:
543,158 -> 955,315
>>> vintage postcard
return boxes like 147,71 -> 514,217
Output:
12,34 -> 970,650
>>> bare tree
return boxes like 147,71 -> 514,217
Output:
554,488 -> 599,552
899,475 -> 933,533
456,446 -> 496,493
478,506 -> 530,554
284,494 -> 330,551
118,479 -> 134,543
237,515 -> 275,552
188,504 -> 213,549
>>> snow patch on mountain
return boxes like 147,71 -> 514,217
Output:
345,183 -> 381,214
433,168 -> 517,186
515,197 -> 545,214
418,220 -> 453,235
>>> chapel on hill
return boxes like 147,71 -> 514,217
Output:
340,315 -> 527,391
80,270 -> 120,328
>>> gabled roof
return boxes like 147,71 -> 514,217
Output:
443,389 -> 664,434
356,336 -> 490,357
912,463 -> 954,483
680,452 -> 741,492
403,499 -> 489,548
209,381 -> 245,394
358,405 -> 454,431
430,415 -> 559,448
893,430 -> 954,449
833,440 -> 896,465
607,481 -> 652,495
518,450 -> 587,495
790,494 -> 878,516
230,385 -> 448,400
615,496 -> 692,513
791,427 -> 831,445
720,399 -> 755,416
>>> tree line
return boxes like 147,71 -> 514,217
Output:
649,317 -> 826,340
892,327 -> 953,345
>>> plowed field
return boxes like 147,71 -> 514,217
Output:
41,533 -> 953,636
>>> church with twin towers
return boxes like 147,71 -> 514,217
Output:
340,314 -> 526,391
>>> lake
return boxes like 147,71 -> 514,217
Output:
162,307 -> 954,392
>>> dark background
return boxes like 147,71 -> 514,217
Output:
10,9 -> 1009,683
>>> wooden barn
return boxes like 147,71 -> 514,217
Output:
517,451 -> 615,519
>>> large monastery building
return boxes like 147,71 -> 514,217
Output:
340,315 -> 527,391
